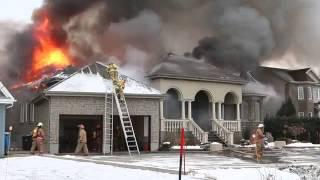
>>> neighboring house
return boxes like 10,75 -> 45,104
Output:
251,66 -> 320,118
0,82 -> 15,157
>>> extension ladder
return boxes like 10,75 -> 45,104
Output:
113,85 -> 140,156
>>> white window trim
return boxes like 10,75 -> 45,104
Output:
308,112 -> 313,118
308,87 -> 312,100
298,112 -> 304,118
297,86 -> 304,100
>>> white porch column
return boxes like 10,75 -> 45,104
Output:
160,100 -> 164,120
237,103 -> 241,131
217,102 -> 222,120
181,100 -> 186,119
212,101 -> 216,120
236,103 -> 241,120
188,101 -> 192,119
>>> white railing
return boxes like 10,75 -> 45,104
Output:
219,120 -> 241,132
162,119 -> 187,132
162,119 -> 208,143
212,119 -> 234,145
187,119 -> 208,143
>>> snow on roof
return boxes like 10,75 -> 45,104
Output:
0,82 -> 15,105
47,62 -> 161,96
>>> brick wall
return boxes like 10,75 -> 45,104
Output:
48,95 -> 160,154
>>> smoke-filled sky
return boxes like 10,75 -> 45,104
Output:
1,1 -> 42,22
1,0 -> 320,87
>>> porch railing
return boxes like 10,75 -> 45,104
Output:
162,119 -> 208,143
212,119 -> 234,145
187,119 -> 208,143
219,120 -> 241,132
162,119 -> 186,132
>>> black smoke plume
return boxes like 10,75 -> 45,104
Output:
1,0 -> 320,87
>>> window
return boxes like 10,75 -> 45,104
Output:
318,88 -> 320,101
308,112 -> 313,118
20,104 -> 25,123
297,87 -> 304,100
313,88 -> 318,101
30,104 -> 35,122
308,87 -> 312,100
298,112 -> 304,118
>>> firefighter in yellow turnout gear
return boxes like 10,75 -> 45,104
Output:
106,63 -> 126,102
30,122 -> 45,155
106,63 -> 118,81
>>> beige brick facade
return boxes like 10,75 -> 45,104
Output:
48,95 -> 160,154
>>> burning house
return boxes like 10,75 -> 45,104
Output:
2,0 -> 320,153
25,62 -> 162,154
7,54 -> 267,153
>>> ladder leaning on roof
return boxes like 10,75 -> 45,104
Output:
103,86 -> 114,155
113,84 -> 140,156
103,63 -> 140,156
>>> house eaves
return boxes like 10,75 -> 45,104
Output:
45,91 -> 165,99
147,74 -> 247,85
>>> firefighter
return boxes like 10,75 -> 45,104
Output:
30,122 -> 45,155
75,124 -> 89,155
255,124 -> 265,163
106,63 -> 118,81
115,79 -> 126,102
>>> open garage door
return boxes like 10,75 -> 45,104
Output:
113,115 -> 151,152
59,115 -> 103,153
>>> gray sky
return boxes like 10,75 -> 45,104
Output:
1,0 -> 43,23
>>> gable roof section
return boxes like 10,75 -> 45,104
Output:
0,82 -> 15,104
46,62 -> 161,96
147,54 -> 246,84
258,66 -> 320,83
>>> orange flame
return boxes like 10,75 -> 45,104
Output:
25,16 -> 72,82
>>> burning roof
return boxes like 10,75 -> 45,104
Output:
45,62 -> 161,96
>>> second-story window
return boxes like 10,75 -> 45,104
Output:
298,112 -> 304,118
308,87 -> 312,100
297,86 -> 304,100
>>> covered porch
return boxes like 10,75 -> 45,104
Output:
160,88 -> 242,145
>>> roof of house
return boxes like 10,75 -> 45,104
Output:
241,72 -> 266,97
147,54 -> 247,84
256,66 -> 320,83
0,82 -> 15,105
45,62 -> 162,97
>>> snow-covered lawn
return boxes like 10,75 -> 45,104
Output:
0,156 -> 301,180
0,156 -> 193,180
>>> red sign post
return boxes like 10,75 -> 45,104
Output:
179,128 -> 185,180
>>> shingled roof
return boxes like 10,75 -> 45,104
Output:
45,62 -> 161,97
147,54 -> 246,84
255,66 -> 320,83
